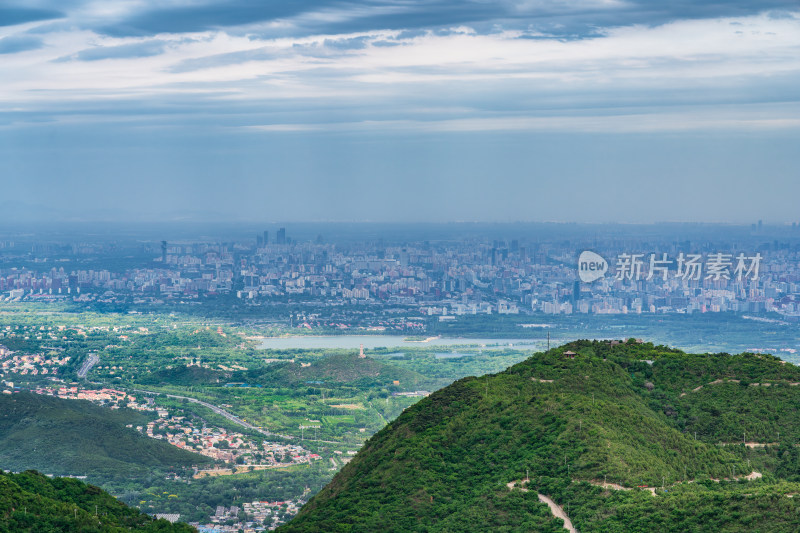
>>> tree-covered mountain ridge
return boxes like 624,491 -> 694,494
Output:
0,392 -> 210,480
280,340 -> 800,532
0,469 -> 194,532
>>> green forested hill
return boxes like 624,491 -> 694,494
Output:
280,340 -> 800,532
137,365 -> 231,386
0,469 -> 194,532
0,393 -> 210,479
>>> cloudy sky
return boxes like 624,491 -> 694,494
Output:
1,1 -> 798,223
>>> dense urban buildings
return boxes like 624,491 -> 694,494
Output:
2,224 -> 799,320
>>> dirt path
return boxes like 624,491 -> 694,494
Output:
587,480 -> 631,491
683,377 -> 789,396
507,480 -> 577,532
586,480 -> 655,496
719,442 -> 777,448
506,480 -> 527,491
538,493 -> 578,533
584,471 -> 763,494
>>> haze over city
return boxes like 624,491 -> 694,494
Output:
2,1 -> 799,223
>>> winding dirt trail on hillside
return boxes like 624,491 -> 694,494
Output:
584,471 -> 762,493
678,377 -> 800,397
506,480 -> 577,533
537,493 -> 578,533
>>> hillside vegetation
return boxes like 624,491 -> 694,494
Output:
0,393 -> 210,479
0,469 -> 194,532
137,365 -> 230,386
280,340 -> 800,532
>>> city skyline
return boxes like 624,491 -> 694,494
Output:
1,1 -> 799,223
3,223 -> 798,320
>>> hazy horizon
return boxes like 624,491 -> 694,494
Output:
0,201 -> 798,226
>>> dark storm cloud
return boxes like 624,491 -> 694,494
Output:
88,0 -> 800,39
0,7 -> 63,27
0,34 -> 44,54
5,0 -> 800,39
97,0 -> 326,36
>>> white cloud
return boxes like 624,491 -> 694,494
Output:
1,10 -> 798,132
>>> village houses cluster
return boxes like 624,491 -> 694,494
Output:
143,412 -> 320,468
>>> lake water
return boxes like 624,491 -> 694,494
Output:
257,335 -> 542,350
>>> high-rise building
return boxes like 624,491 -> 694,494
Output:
277,227 -> 286,244
263,231 -> 269,245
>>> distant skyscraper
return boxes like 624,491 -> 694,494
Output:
277,227 -> 286,244
263,231 -> 269,245
161,241 -> 167,263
